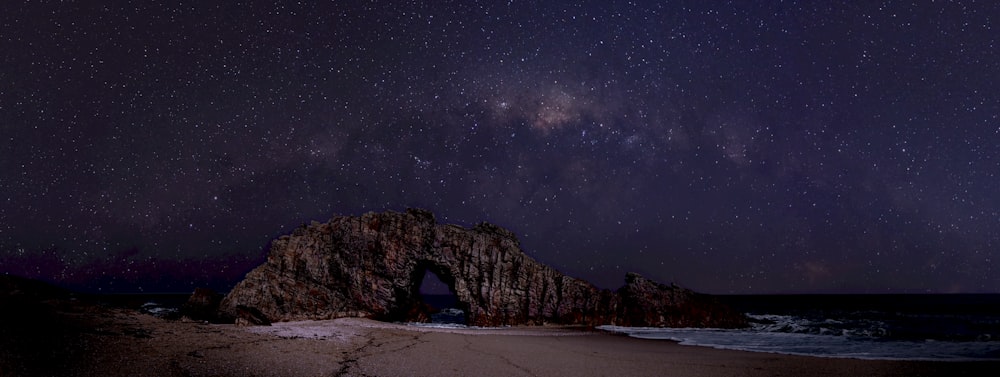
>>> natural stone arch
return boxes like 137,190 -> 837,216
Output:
219,208 -> 747,328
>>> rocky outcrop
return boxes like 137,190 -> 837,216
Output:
180,288 -> 222,321
232,305 -> 271,326
0,274 -> 69,301
220,209 -> 746,328
616,272 -> 747,328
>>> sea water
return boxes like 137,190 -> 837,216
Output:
421,294 -> 468,325
600,294 -> 1000,361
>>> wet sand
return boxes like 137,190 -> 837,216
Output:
1,304 -> 997,376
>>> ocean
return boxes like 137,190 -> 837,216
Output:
422,294 -> 467,324
601,294 -> 1000,361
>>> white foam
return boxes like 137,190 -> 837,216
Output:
597,325 -> 1000,361
404,322 -> 475,329
140,302 -> 178,317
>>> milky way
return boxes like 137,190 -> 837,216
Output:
2,1 -> 998,293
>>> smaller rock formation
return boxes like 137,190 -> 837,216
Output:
233,305 -> 271,327
180,288 -> 222,322
0,274 -> 68,301
616,272 -> 746,328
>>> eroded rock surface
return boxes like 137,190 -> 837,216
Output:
220,209 -> 746,328
617,272 -> 747,328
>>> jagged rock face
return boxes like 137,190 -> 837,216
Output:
617,273 -> 747,328
220,209 -> 745,328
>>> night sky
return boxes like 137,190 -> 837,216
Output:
2,1 -> 998,294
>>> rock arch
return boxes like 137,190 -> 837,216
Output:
219,209 -> 746,328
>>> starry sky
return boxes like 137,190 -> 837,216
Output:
2,1 -> 998,294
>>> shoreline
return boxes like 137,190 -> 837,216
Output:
2,305 -> 998,376
337,318 -> 998,377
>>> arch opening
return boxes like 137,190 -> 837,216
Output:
413,264 -> 466,325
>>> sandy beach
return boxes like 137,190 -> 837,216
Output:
2,301 -> 997,377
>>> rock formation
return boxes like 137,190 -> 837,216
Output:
180,288 -> 222,321
220,209 -> 746,328
232,305 -> 271,327
617,272 -> 747,328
